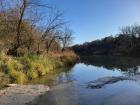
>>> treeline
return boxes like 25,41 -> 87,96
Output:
0,0 -> 73,56
72,24 -> 140,56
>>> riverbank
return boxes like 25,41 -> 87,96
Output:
0,51 -> 79,86
0,84 -> 50,105
1,58 -> 140,105
24,75 -> 140,105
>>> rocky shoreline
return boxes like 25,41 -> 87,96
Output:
0,85 -> 50,105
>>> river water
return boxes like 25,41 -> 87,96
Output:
28,56 -> 140,105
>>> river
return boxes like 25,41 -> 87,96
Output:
27,56 -> 140,105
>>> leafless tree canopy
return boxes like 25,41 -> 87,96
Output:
0,0 -> 74,56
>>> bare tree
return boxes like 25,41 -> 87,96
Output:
7,0 -> 49,56
41,9 -> 65,53
60,27 -> 73,52
0,1 -> 18,51
120,24 -> 140,47
0,0 -> 72,55
42,9 -> 64,39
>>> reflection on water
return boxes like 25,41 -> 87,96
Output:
29,66 -> 74,87
28,56 -> 140,105
81,56 -> 140,76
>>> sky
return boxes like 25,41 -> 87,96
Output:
43,0 -> 140,44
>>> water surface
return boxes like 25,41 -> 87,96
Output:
28,56 -> 140,105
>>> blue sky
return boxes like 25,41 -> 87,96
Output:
43,0 -> 140,44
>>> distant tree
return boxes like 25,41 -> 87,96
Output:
120,24 -> 140,47
72,24 -> 140,56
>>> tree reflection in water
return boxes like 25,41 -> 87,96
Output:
80,56 -> 140,76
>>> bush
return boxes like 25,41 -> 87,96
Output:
27,70 -> 38,79
8,70 -> 26,84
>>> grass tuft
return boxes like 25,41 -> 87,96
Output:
0,51 -> 79,84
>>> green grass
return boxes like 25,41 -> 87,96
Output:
0,51 -> 79,84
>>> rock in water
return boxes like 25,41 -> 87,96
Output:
87,76 -> 130,89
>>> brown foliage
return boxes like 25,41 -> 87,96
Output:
0,0 -> 74,56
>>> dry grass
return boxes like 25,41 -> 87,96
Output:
0,51 -> 79,84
